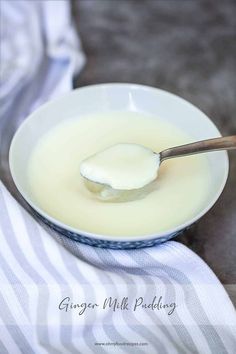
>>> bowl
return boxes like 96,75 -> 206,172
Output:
9,83 -> 229,249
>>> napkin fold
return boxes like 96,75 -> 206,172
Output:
0,1 -> 236,353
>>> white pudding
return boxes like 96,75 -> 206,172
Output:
28,111 -> 211,236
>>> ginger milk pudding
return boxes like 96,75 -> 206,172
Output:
28,111 -> 211,236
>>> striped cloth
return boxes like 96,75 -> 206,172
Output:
1,183 -> 236,353
0,1 -> 236,353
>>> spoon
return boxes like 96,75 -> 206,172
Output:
81,135 -> 236,201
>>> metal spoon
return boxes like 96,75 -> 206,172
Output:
159,135 -> 236,162
82,135 -> 236,201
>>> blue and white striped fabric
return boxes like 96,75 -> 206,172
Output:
0,1 -> 236,353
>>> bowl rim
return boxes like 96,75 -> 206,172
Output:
9,83 -> 229,242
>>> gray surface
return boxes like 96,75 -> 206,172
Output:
73,0 -> 236,300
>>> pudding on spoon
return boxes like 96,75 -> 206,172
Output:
80,143 -> 160,201
80,136 -> 236,201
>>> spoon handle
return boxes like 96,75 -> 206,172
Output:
160,135 -> 236,161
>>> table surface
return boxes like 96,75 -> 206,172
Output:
73,0 -> 236,303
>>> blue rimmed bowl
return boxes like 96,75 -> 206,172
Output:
9,83 -> 229,249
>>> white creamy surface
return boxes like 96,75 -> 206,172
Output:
80,143 -> 160,190
28,111 -> 211,236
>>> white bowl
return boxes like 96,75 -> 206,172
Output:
9,83 -> 229,249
